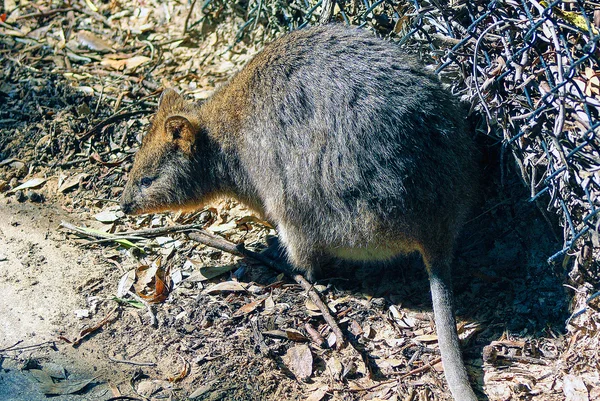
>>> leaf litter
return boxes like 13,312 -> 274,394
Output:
0,0 -> 591,400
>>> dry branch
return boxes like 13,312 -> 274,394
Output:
187,230 -> 347,349
78,110 -> 152,142
15,8 -> 73,20
319,0 -> 336,24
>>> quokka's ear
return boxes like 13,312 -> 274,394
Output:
159,88 -> 183,108
165,115 -> 195,153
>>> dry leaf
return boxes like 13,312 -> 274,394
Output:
3,0 -> 16,13
117,269 -> 136,297
94,209 -> 123,223
305,299 -> 322,316
168,355 -> 190,382
184,259 -> 236,281
376,358 -> 404,369
414,334 -> 438,343
584,68 -> 600,97
134,264 -> 158,293
101,56 -> 151,71
283,344 -> 313,381
84,0 -> 99,12
348,320 -> 363,336
305,299 -> 320,311
70,306 -> 119,346
9,177 -> 46,193
124,56 -> 151,70
262,330 -> 288,340
202,281 -> 247,294
305,387 -> 329,401
30,369 -> 94,395
134,258 -> 170,303
264,294 -> 275,314
0,157 -> 18,166
563,375 -> 589,401
327,332 -> 337,348
389,305 -> 415,328
326,357 -> 343,380
232,297 -> 265,317
207,220 -> 237,233
285,328 -> 308,342
58,173 -> 89,193
262,329 -> 308,342
363,324 -> 375,339
77,30 -> 113,52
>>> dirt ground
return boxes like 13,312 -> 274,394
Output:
1,1 -> 600,401
0,169 -> 582,401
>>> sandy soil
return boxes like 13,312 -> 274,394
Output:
0,200 -> 117,400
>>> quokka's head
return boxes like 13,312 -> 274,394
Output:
120,89 -> 210,215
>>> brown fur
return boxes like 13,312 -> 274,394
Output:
120,25 -> 479,401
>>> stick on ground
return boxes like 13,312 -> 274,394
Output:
187,230 -> 347,349
60,221 -> 347,349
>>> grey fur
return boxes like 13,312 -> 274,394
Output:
121,25 -> 479,401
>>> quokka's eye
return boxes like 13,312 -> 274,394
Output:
140,177 -> 154,188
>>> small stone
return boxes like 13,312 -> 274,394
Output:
10,161 -> 27,177
0,254 -> 7,262
370,297 -> 386,310
14,190 -> 26,202
136,380 -> 161,397
0,180 -> 8,192
74,309 -> 90,319
27,191 -> 43,203
9,177 -> 18,189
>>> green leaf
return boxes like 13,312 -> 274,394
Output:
112,297 -> 145,309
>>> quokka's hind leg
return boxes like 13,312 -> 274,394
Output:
276,224 -> 326,282
426,255 -> 478,401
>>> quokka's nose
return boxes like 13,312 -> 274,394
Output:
120,201 -> 134,215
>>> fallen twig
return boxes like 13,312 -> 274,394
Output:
60,221 -> 113,239
118,223 -> 205,237
183,0 -> 198,34
319,0 -> 335,24
305,323 -> 326,348
78,110 -> 152,142
70,305 -> 120,347
390,357 -> 442,379
72,3 -> 113,29
60,221 -> 144,249
0,340 -> 56,353
187,230 -> 346,349
108,357 -> 157,367
63,222 -> 208,246
15,7 -> 74,20
83,236 -> 147,245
